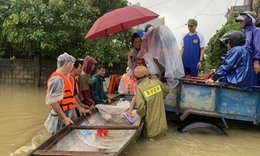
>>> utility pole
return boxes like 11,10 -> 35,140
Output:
252,0 -> 260,18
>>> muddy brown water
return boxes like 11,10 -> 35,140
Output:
1,84 -> 260,156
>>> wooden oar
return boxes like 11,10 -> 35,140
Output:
70,125 -> 140,130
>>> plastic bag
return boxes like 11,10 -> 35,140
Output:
117,70 -> 137,95
95,100 -> 130,122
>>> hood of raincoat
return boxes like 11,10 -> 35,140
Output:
215,46 -> 257,90
242,22 -> 260,61
82,56 -> 97,74
56,52 -> 76,77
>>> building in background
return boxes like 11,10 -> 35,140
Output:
226,0 -> 260,19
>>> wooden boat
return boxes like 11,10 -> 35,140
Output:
28,100 -> 143,156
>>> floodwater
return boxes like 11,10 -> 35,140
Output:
1,84 -> 260,156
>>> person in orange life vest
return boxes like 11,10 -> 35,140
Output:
118,67 -> 138,95
78,56 -> 97,110
127,30 -> 145,70
70,59 -> 92,117
91,65 -> 111,104
44,52 -> 78,135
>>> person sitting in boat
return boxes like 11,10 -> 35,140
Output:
91,65 -> 111,104
44,53 -> 79,135
118,67 -> 137,95
205,30 -> 258,90
70,59 -> 92,117
134,65 -> 170,138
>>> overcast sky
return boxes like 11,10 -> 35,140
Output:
128,0 -> 244,46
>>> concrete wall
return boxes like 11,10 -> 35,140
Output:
0,59 -> 56,86
0,58 -> 127,86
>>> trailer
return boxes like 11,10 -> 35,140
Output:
164,79 -> 260,134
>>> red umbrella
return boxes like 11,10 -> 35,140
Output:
85,6 -> 159,39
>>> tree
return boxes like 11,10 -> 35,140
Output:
81,0 -> 132,67
204,15 -> 241,70
0,0 -> 12,58
2,0 -> 130,67
3,0 -> 45,58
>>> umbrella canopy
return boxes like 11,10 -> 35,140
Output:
85,6 -> 159,39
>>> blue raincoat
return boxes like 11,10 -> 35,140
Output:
215,46 -> 257,90
242,19 -> 260,84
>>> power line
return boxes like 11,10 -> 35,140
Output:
147,0 -> 174,8
171,0 -> 235,32
171,13 -> 225,30
171,0 -> 215,30
193,0 -> 215,19
143,0 -> 218,31
171,24 -> 186,30
230,0 -> 238,13
199,13 -> 225,16
146,0 -> 233,34
207,0 -> 233,39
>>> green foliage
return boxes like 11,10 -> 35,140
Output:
83,30 -> 133,67
0,0 -> 12,58
0,0 -> 131,66
90,0 -> 128,17
204,15 -> 241,70
3,0 -> 48,57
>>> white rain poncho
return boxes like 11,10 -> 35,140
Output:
44,52 -> 77,135
44,108 -> 78,135
138,25 -> 185,87
46,52 -> 76,105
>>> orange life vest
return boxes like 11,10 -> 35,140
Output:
122,73 -> 136,95
108,74 -> 121,94
48,72 -> 76,111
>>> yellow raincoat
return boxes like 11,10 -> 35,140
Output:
136,77 -> 170,138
